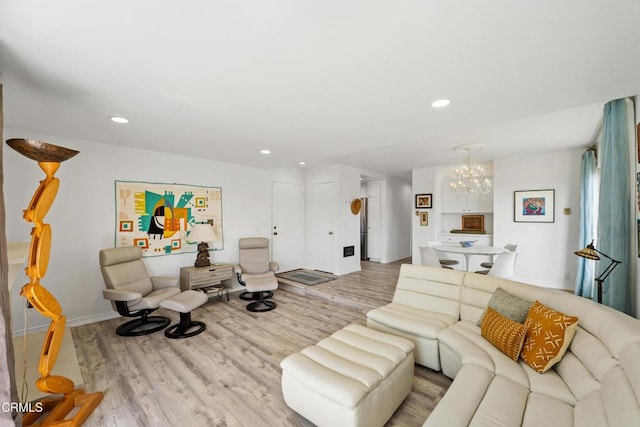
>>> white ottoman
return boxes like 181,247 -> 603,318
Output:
280,324 -> 415,427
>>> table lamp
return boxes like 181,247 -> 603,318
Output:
574,240 -> 621,303
188,222 -> 217,267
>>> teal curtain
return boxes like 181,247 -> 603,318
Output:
597,98 -> 631,313
575,149 -> 597,298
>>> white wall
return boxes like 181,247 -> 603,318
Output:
411,167 -> 442,264
304,165 -> 361,275
338,166 -> 362,274
5,128 -> 272,334
382,176 -> 412,263
493,149 -> 582,289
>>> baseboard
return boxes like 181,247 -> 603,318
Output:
12,311 -> 120,337
381,253 -> 412,264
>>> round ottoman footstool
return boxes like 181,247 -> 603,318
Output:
159,290 -> 208,339
280,324 -> 415,427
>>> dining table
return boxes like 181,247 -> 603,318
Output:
433,244 -> 505,272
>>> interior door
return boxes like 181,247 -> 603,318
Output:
271,181 -> 304,272
367,195 -> 381,261
310,181 -> 335,273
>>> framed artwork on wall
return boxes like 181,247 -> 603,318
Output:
415,193 -> 432,209
461,215 -> 484,231
514,189 -> 555,223
420,211 -> 428,226
115,180 -> 224,256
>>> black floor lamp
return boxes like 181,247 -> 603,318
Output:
575,240 -> 621,303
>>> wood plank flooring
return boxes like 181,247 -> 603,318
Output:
71,259 -> 451,426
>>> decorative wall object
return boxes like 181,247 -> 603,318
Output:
415,193 -> 432,209
420,211 -> 428,226
115,181 -> 223,256
350,198 -> 362,215
462,215 -> 485,231
514,189 -> 555,223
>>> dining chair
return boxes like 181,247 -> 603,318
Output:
484,251 -> 518,279
418,245 -> 445,268
479,243 -> 518,270
428,241 -> 460,269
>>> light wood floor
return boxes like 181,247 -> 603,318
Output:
71,259 -> 451,426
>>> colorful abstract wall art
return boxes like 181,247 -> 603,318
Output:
115,181 -> 223,256
514,189 -> 555,223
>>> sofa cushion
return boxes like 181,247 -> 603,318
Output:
476,287 -> 533,326
522,392 -> 574,427
480,307 -> 527,361
445,322 -> 529,388
366,302 -> 457,339
519,361 -> 577,406
392,264 -> 464,318
521,301 -> 579,373
423,364 -> 494,427
469,375 -> 529,426
600,365 -> 640,426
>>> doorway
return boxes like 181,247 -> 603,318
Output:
271,181 -> 304,272
309,181 -> 336,273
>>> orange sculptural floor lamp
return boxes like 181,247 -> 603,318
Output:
6,139 -> 103,426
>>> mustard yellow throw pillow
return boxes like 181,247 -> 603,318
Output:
481,306 -> 528,361
521,301 -> 579,373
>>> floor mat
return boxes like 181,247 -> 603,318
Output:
277,269 -> 337,286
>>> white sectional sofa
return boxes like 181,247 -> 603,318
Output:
366,264 -> 640,426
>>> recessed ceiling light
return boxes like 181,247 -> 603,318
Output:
299,161 -> 306,165
431,99 -> 450,108
110,116 -> 129,124
260,149 -> 271,155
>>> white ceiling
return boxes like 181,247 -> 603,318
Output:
1,1 -> 639,177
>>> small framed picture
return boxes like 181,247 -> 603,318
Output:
420,211 -> 428,226
514,189 -> 555,223
462,215 -> 484,231
415,193 -> 432,209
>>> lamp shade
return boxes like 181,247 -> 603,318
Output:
575,241 -> 600,260
187,223 -> 216,243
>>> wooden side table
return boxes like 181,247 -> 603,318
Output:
180,264 -> 233,301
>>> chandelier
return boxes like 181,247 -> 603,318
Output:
450,145 -> 492,195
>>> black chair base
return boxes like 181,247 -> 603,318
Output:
239,291 -> 273,301
164,312 -> 206,339
247,299 -> 277,312
116,315 -> 170,337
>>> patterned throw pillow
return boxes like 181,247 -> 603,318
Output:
521,301 -> 579,373
477,287 -> 533,326
480,306 -> 528,361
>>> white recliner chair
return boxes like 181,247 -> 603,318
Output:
234,238 -> 279,312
